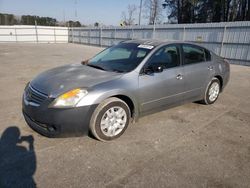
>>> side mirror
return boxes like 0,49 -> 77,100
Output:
143,64 -> 164,74
81,59 -> 89,65
154,65 -> 164,73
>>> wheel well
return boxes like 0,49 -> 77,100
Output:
111,95 -> 135,118
214,75 -> 223,90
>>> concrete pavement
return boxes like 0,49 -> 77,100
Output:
0,43 -> 249,188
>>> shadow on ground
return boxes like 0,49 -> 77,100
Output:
0,126 -> 36,188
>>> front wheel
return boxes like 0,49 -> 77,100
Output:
201,78 -> 221,105
90,97 -> 130,141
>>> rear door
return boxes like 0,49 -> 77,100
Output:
138,44 -> 185,113
181,44 -> 215,101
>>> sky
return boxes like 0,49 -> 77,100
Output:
0,0 -> 147,26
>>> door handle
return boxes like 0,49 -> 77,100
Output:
176,74 -> 183,80
208,66 -> 214,70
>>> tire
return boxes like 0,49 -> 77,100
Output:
201,77 -> 221,105
90,97 -> 131,141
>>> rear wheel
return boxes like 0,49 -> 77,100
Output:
201,78 -> 220,105
90,97 -> 130,141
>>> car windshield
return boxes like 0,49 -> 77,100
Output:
87,43 -> 153,73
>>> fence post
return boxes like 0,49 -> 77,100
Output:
152,22 -> 156,39
35,20 -> 38,43
220,25 -> 227,57
88,28 -> 90,45
114,27 -> 116,45
67,22 -> 70,43
183,26 -> 186,41
54,27 -> 56,43
72,27 -> 74,43
131,27 -> 134,39
14,27 -> 18,43
79,28 -> 81,44
100,26 -> 102,47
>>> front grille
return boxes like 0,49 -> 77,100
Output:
25,85 -> 48,105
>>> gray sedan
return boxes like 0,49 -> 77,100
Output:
22,40 -> 230,141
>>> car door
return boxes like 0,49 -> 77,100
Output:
138,44 -> 185,114
181,44 -> 215,101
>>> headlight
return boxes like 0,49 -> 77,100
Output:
50,88 -> 88,108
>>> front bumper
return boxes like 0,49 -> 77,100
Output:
22,96 -> 97,137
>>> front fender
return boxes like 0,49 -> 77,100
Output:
77,89 -> 139,120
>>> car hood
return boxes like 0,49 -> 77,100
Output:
30,64 -> 122,97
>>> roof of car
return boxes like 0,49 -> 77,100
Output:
122,39 -> 205,48
122,39 -> 164,46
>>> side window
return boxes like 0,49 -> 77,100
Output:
183,45 -> 206,65
147,45 -> 180,69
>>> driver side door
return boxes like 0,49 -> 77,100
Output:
138,44 -> 185,114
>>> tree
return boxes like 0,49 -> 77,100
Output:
121,4 -> 137,25
0,13 -> 18,25
21,15 -> 57,26
164,0 -> 193,23
144,0 -> 163,24
164,0 -> 250,23
94,22 -> 99,27
66,20 -> 81,27
247,0 -> 250,20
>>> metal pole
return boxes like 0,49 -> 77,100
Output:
100,26 -> 102,47
88,28 -> 90,45
220,25 -> 227,56
183,26 -> 186,41
67,22 -> 69,43
72,26 -> 74,43
78,28 -> 80,44
35,20 -> 38,43
138,0 -> 143,25
114,27 -> 116,45
152,17 -> 156,39
131,27 -> 134,39
54,27 -> 56,43
14,27 -> 18,43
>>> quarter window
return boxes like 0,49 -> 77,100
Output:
205,49 -> 211,61
183,45 -> 206,65
147,45 -> 180,69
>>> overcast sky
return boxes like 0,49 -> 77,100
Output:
0,0 -> 149,25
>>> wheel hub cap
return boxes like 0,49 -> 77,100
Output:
208,82 -> 220,102
100,106 -> 127,137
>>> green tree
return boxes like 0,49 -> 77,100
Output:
0,13 -> 18,25
66,20 -> 82,27
164,0 -> 250,23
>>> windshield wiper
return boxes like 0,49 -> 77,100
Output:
87,64 -> 106,71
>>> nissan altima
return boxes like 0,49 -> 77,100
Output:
22,40 -> 230,141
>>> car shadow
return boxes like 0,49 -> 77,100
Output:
0,126 -> 36,188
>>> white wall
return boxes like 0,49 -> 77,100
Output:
0,25 -> 68,43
